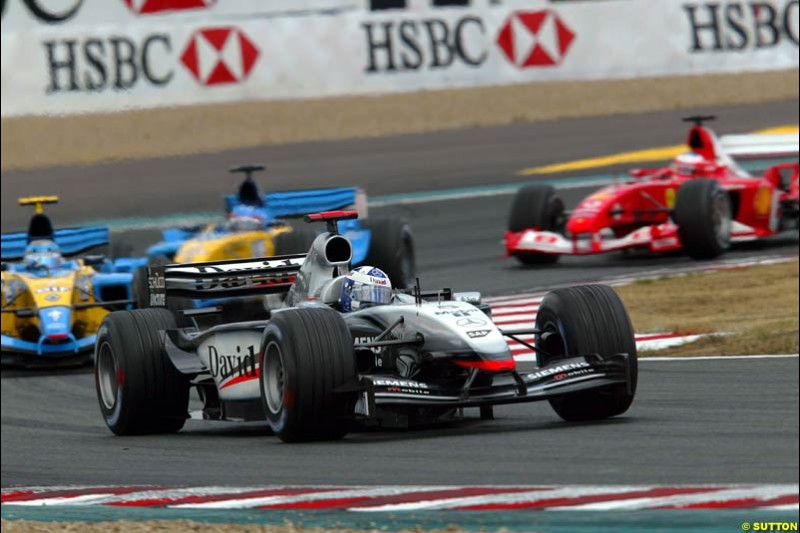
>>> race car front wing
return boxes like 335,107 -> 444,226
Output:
355,354 -> 631,417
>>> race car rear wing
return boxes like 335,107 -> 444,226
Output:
1,226 -> 110,260
225,187 -> 369,220
719,133 -> 799,160
147,254 -> 305,305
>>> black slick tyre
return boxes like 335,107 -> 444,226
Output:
260,307 -> 357,442
94,309 -> 190,435
534,284 -> 637,421
362,217 -> 416,288
673,178 -> 732,259
508,185 -> 565,265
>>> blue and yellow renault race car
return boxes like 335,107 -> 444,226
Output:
145,165 -> 416,288
1,197 -> 146,366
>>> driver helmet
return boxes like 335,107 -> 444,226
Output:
341,266 -> 392,312
227,205 -> 264,232
671,151 -> 707,177
24,240 -> 62,270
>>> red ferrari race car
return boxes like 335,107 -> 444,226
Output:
505,116 -> 799,264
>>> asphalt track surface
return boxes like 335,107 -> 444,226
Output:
1,101 -> 799,487
1,357 -> 798,486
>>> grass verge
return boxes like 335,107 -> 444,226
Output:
617,259 -> 799,357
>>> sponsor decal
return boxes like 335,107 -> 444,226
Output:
435,307 -> 477,317
665,188 -> 677,209
374,378 -> 429,389
2,0 -> 84,23
466,329 -> 491,338
43,34 -> 174,93
45,293 -> 61,302
362,16 -> 486,73
208,344 -> 258,382
180,27 -> 260,86
683,1 -> 799,52
496,9 -> 575,68
1,0 -> 214,23
42,25 -> 259,94
754,186 -> 772,216
47,309 -> 63,321
363,7 -> 575,74
526,361 -> 591,381
34,286 -> 70,293
456,317 -> 487,328
122,0 -> 215,15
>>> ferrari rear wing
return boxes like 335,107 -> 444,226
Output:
147,254 -> 305,306
720,133 -> 799,160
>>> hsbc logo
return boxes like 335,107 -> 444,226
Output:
180,27 -> 260,86
362,8 -> 574,73
496,10 -> 575,68
43,25 -> 259,94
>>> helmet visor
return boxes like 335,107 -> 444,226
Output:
354,284 -> 392,306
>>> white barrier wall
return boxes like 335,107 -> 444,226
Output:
1,0 -> 798,116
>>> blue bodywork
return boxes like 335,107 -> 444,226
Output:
147,187 -> 373,265
2,225 -> 147,360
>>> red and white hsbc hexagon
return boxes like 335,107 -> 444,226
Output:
122,0 -> 216,15
180,27 -> 260,86
496,9 -> 575,68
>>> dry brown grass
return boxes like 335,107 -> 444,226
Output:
2,69 -> 797,171
617,259 -> 800,357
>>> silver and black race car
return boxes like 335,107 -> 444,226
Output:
94,211 -> 637,442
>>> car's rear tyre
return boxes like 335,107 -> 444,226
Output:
94,309 -> 190,435
535,284 -> 637,421
273,228 -> 317,256
508,185 -> 565,265
362,217 -> 416,289
673,178 -> 732,259
260,307 -> 357,442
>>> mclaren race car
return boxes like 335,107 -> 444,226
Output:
506,116 -> 799,264
95,210 -> 637,442
145,164 -> 416,287
1,197 -> 146,366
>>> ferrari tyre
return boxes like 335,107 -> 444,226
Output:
673,178 -> 732,259
508,185 -> 565,265
535,284 -> 637,422
362,217 -> 416,288
273,228 -> 317,256
94,309 -> 190,435
260,307 -> 357,442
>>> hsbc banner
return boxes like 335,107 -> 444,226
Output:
1,0 -> 798,117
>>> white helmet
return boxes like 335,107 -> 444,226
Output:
340,266 -> 392,312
